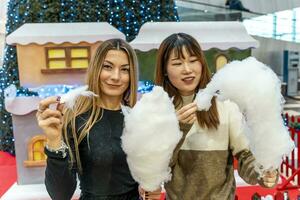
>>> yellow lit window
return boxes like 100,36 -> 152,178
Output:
49,60 -> 67,68
216,54 -> 228,71
33,140 -> 46,161
71,59 -> 89,68
70,48 -> 89,69
23,135 -> 47,168
46,46 -> 90,69
71,48 -> 88,58
48,49 -> 66,58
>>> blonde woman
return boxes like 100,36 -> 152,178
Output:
36,39 -> 139,200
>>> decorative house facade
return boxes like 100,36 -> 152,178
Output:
6,22 -> 125,87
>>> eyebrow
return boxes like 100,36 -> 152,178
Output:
104,60 -> 130,67
171,55 -> 197,61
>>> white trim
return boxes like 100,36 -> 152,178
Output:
5,96 -> 42,115
130,21 -> 259,51
6,22 -> 125,45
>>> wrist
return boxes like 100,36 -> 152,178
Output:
45,140 -> 68,159
46,137 -> 62,150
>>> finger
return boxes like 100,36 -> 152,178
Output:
264,174 -> 277,179
145,193 -> 161,198
139,187 -> 145,197
36,109 -> 42,119
38,117 -> 62,127
186,116 -> 197,124
181,113 -> 196,124
179,107 -> 198,120
56,103 -> 65,112
145,194 -> 161,198
39,96 -> 61,111
263,176 -> 277,183
177,102 -> 197,115
263,181 -> 276,188
40,109 -> 63,120
145,191 -> 161,195
264,170 -> 277,177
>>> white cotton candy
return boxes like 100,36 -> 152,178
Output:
195,57 -> 294,173
60,85 -> 97,109
122,86 -> 182,191
120,104 -> 132,117
195,90 -> 214,111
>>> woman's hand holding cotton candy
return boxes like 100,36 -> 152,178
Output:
36,96 -> 64,149
176,102 -> 197,124
195,57 -> 294,172
261,170 -> 278,188
139,186 -> 161,200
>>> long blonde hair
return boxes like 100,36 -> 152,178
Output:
63,39 -> 138,172
155,33 -> 219,130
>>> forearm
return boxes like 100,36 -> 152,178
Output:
236,149 -> 280,188
45,151 -> 77,200
236,149 -> 260,185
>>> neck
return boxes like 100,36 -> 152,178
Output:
98,96 -> 122,110
181,93 -> 195,106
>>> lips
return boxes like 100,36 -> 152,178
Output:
182,77 -> 195,84
182,77 -> 194,81
106,83 -> 122,88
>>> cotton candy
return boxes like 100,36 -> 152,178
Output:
195,57 -> 294,173
60,85 -> 97,109
122,86 -> 182,191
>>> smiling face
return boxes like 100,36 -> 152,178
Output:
166,46 -> 202,96
99,49 -> 130,101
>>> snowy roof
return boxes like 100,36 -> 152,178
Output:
6,22 -> 125,45
5,96 -> 41,115
130,22 -> 259,51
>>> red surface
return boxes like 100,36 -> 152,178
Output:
236,186 -> 299,200
0,151 -> 17,197
236,176 -> 300,200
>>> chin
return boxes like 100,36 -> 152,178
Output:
106,92 -> 124,97
102,89 -> 125,97
180,87 -> 197,95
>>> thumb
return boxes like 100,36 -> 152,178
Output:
56,103 -> 65,112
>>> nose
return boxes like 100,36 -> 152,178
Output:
111,69 -> 120,81
183,62 -> 192,73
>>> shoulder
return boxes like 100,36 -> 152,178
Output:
215,99 -> 243,122
216,99 -> 240,112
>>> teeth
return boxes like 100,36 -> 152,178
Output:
183,77 -> 194,81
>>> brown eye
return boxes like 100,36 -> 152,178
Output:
103,64 -> 112,70
172,62 -> 182,66
121,68 -> 130,72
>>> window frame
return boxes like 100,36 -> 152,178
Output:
23,135 -> 47,167
42,46 -> 91,73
